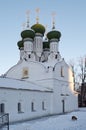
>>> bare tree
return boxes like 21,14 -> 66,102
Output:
78,56 -> 86,83
68,56 -> 86,89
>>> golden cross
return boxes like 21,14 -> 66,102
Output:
26,10 -> 30,28
52,12 -> 56,29
26,10 -> 30,17
36,8 -> 40,23
45,25 -> 48,40
52,12 -> 56,23
36,8 -> 40,13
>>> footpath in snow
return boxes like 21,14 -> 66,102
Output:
9,108 -> 86,130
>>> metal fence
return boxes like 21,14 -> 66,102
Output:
0,113 -> 9,130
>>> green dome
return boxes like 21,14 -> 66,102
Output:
31,23 -> 45,35
43,41 -> 50,49
47,30 -> 61,40
17,40 -> 24,49
21,29 -> 35,39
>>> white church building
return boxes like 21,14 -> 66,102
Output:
0,14 -> 78,123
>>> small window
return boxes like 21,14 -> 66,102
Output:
31,102 -> 35,112
42,101 -> 46,110
61,66 -> 64,77
55,54 -> 58,59
24,70 -> 28,76
28,54 -> 31,58
18,102 -> 22,113
0,103 -> 5,113
22,67 -> 28,78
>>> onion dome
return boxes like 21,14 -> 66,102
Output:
31,23 -> 45,35
21,29 -> 35,39
17,40 -> 24,49
43,41 -> 50,49
47,30 -> 61,41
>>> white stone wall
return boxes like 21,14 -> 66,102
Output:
0,88 -> 52,123
52,60 -> 78,113
5,61 -> 47,80
52,80 -> 78,114
24,38 -> 33,53
4,58 -> 78,122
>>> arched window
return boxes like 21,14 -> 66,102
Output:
31,102 -> 35,112
28,54 -> 31,58
18,102 -> 21,113
61,66 -> 64,77
55,54 -> 58,59
0,103 -> 5,113
22,67 -> 28,78
42,101 -> 46,110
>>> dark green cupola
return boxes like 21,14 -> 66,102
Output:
21,29 -> 35,39
43,41 -> 50,49
47,30 -> 61,41
17,40 -> 24,50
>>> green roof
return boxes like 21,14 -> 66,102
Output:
43,41 -> 50,49
47,30 -> 61,40
21,29 -> 35,39
31,23 -> 45,35
17,40 -> 24,49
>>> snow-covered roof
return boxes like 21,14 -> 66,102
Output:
0,77 -> 53,92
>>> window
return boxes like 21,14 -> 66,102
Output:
18,102 -> 22,113
61,66 -> 64,77
24,69 -> 28,76
22,67 -> 28,78
42,101 -> 46,110
31,102 -> 35,112
0,103 -> 5,113
55,54 -> 57,59
28,54 -> 31,58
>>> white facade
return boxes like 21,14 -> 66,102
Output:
0,22 -> 78,123
0,78 -> 52,123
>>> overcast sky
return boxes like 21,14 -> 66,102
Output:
0,0 -> 86,74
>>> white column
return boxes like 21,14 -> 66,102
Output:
23,38 -> 34,60
50,39 -> 59,53
34,33 -> 43,57
20,48 -> 24,60
24,38 -> 33,54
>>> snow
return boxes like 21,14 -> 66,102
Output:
0,77 -> 52,92
9,108 -> 86,130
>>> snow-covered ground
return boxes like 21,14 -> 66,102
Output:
9,108 -> 86,130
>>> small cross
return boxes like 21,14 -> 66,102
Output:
36,8 -> 40,23
52,12 -> 56,29
26,10 -> 30,28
